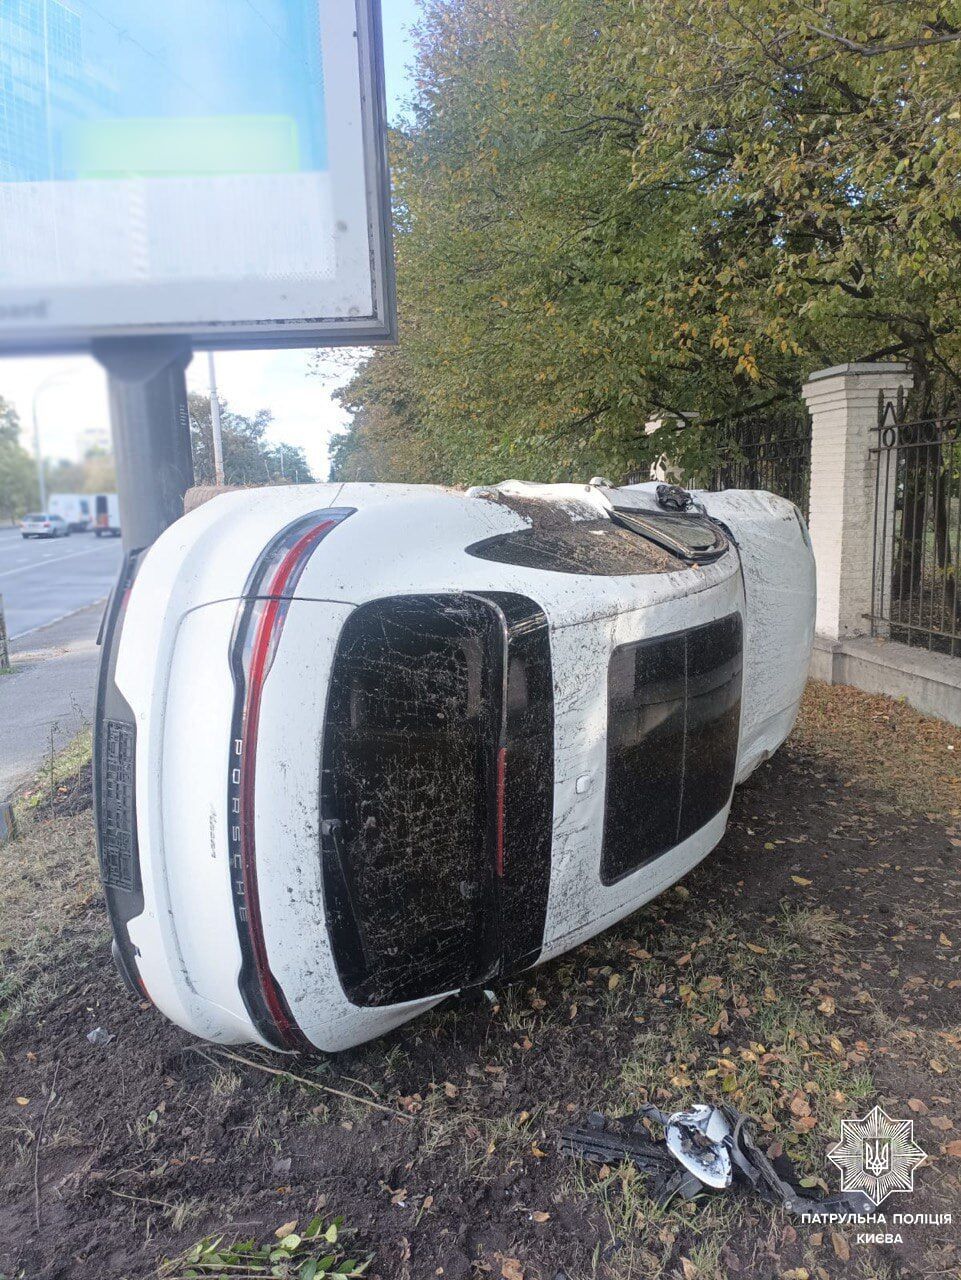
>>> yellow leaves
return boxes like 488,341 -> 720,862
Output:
817,996 -> 836,1016
745,942 -> 768,955
791,875 -> 813,886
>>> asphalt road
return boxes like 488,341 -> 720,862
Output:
0,525 -> 122,641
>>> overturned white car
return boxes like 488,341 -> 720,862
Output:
95,480 -> 814,1052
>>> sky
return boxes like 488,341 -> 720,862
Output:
0,0 -> 422,482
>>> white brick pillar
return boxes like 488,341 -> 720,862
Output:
802,363 -> 914,654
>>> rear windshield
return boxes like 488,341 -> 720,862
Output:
24,514 -> 47,521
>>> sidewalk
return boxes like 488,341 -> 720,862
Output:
0,600 -> 106,799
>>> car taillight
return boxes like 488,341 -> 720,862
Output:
227,509 -> 354,1050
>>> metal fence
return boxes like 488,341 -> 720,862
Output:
697,408 -> 812,518
625,407 -> 812,516
870,389 -> 961,655
675,404 -> 813,514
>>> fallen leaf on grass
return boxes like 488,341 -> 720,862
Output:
745,943 -> 768,955
931,1116 -> 954,1130
908,1098 -> 928,1113
680,1258 -> 698,1280
791,876 -> 812,887
531,1211 -> 550,1223
15,1097 -> 29,1107
944,1140 -> 961,1157
817,997 -> 836,1015
275,1221 -> 297,1239
831,1232 -> 850,1262
501,1257 -> 524,1280
930,1060 -> 948,1074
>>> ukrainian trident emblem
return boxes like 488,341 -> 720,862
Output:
863,1134 -> 892,1178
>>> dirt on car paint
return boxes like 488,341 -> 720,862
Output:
1,689 -> 959,1280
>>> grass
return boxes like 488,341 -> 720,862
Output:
537,894 -> 883,1278
2,688 -> 958,1280
14,726 -> 93,820
0,731 -> 100,1036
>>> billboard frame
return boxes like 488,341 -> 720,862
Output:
0,0 -> 397,356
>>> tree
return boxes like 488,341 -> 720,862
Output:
188,393 -> 314,486
45,448 -> 117,496
337,0 -> 961,483
0,397 -> 37,523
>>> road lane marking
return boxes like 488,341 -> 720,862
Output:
0,546 -> 117,581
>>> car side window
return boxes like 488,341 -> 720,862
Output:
601,613 -> 743,883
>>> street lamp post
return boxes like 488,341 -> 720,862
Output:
207,352 -> 225,486
31,369 -> 73,511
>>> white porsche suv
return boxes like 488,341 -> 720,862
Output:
94,480 -> 814,1053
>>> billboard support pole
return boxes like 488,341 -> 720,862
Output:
93,338 -> 194,552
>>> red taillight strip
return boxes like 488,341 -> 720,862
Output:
232,513 -> 351,1050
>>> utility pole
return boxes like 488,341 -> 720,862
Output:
31,394 -> 46,513
31,369 -> 73,512
207,351 -> 225,486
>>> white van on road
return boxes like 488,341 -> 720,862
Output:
49,493 -> 92,532
93,494 -> 121,538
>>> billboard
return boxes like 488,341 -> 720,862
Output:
0,0 -> 394,351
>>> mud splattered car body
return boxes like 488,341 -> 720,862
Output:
95,480 -> 814,1052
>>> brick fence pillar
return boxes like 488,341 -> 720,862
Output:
801,363 -> 914,668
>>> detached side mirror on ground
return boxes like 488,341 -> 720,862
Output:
93,480 -> 815,1053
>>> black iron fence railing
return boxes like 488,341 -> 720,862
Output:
626,408 -> 812,517
698,410 -> 811,519
870,390 -> 961,655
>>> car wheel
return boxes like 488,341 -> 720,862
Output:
21,533 -> 29,539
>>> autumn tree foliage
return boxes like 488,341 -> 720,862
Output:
332,0 -> 961,483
